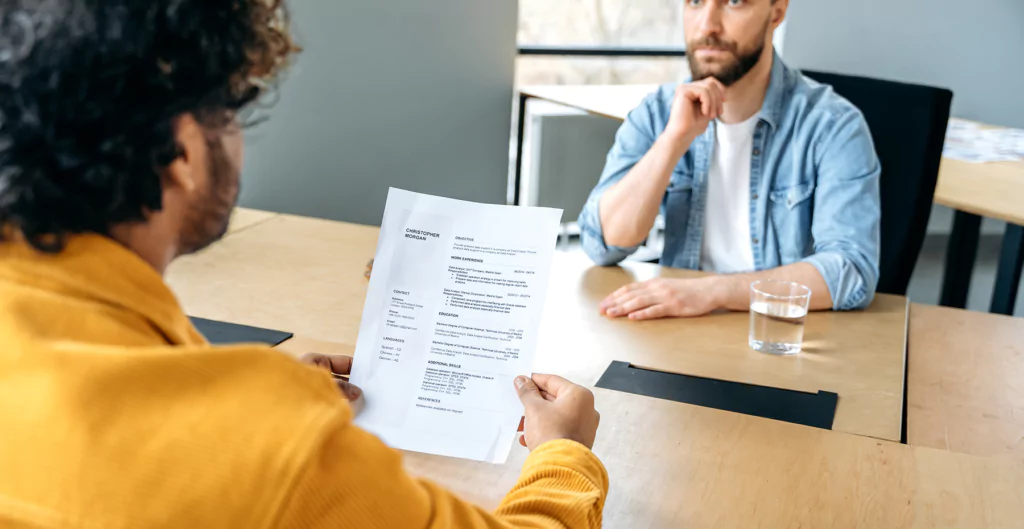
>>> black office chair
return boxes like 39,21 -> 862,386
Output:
802,70 -> 953,296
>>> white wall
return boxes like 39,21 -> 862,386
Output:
238,0 -> 519,225
784,0 -> 1024,128
784,0 -> 1024,235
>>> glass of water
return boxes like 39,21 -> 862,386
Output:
749,280 -> 812,355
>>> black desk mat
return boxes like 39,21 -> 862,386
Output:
595,361 -> 839,430
189,317 -> 293,346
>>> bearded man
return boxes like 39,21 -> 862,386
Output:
580,0 -> 882,320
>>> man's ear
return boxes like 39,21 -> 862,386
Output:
770,0 -> 789,28
164,114 -> 207,195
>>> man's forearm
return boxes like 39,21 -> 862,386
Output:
708,262 -> 834,312
493,440 -> 608,528
598,132 -> 692,248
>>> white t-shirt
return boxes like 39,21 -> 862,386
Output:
699,115 -> 759,274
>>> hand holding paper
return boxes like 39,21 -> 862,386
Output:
514,374 -> 601,451
349,189 -> 563,463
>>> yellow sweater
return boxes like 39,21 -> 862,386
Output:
0,235 -> 608,528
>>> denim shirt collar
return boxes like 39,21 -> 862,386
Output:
692,49 -> 787,147
757,50 -> 789,131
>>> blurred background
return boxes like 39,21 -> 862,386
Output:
236,0 -> 1024,316
517,0 -> 689,85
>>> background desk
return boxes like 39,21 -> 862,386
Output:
516,84 -> 1024,315
168,210 -> 909,441
935,157 -> 1024,315
164,209 -> 1024,526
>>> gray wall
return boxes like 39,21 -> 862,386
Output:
783,0 -> 1024,235
239,0 -> 519,225
784,0 -> 1024,130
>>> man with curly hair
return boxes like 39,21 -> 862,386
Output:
0,1 -> 607,527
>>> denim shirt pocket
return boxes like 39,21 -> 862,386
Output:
768,181 -> 815,263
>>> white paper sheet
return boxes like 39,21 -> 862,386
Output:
349,188 -> 562,463
944,118 -> 1024,163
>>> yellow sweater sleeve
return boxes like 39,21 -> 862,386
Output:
274,410 -> 608,529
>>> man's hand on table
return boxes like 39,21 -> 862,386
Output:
599,277 -> 728,320
515,374 -> 600,451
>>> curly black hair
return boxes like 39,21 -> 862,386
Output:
0,0 -> 297,252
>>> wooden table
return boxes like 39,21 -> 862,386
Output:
170,213 -> 380,345
226,207 -> 279,235
169,211 -> 909,442
401,389 -> 1024,528
538,253 -> 908,442
516,85 -> 1024,315
935,156 -> 1024,315
165,209 -> 1024,527
908,303 -> 1024,462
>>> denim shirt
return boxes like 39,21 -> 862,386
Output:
578,53 -> 881,310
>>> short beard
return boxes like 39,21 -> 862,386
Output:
177,136 -> 239,256
687,24 -> 769,87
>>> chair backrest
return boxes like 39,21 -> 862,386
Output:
802,70 -> 953,296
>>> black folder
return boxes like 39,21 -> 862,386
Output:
189,317 -> 293,346
595,361 -> 839,430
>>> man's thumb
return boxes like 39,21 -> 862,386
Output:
514,376 -> 542,404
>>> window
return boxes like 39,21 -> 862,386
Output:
517,0 -> 690,85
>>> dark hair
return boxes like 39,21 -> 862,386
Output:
0,0 -> 297,252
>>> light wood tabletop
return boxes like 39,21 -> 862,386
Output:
269,334 -> 1024,527
535,253 -> 908,442
164,209 -> 1024,526
169,212 -> 380,345
226,207 -> 279,235
908,303 -> 1024,460
401,387 -> 1024,528
934,157 -> 1024,226
170,210 -> 908,441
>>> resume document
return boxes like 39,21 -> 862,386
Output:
349,188 -> 562,463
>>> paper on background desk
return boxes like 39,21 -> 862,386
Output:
943,118 -> 1024,163
349,188 -> 562,463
